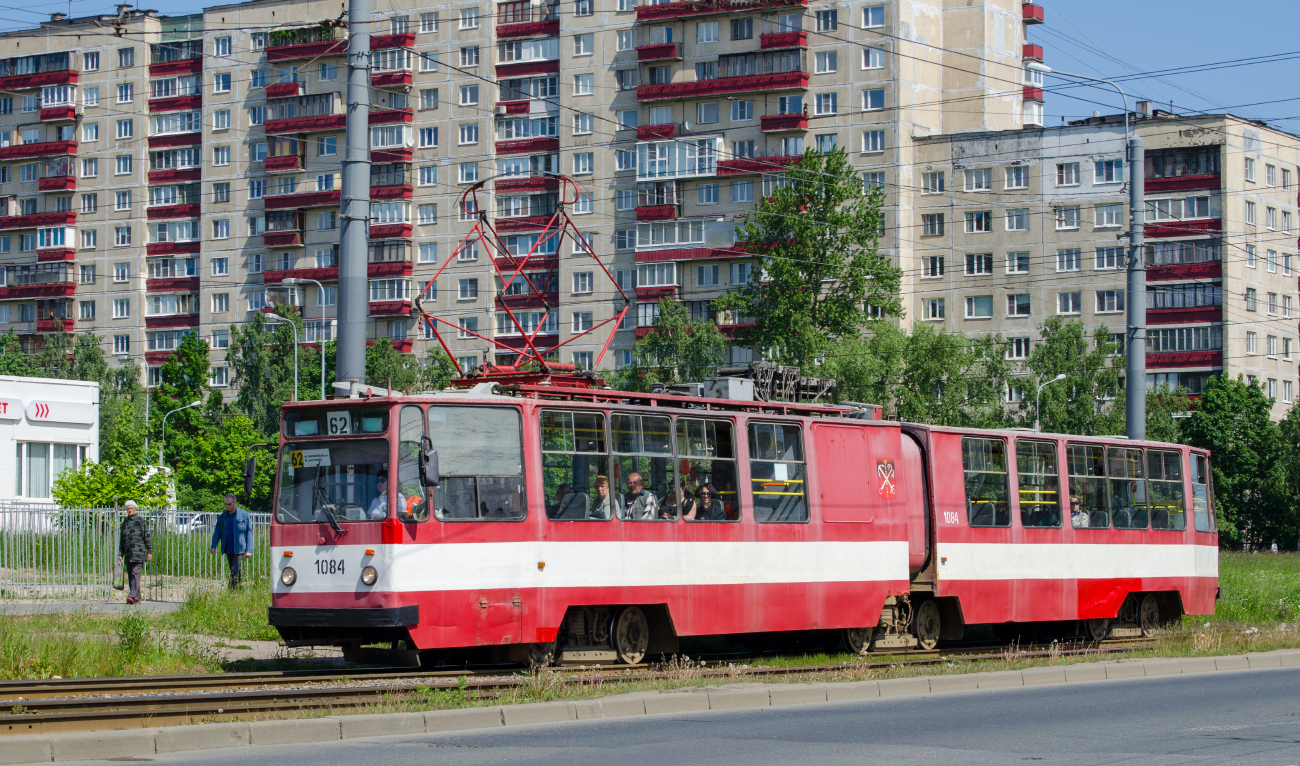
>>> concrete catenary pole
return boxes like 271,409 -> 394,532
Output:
1126,133 -> 1146,440
336,0 -> 371,385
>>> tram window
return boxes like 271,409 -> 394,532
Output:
540,410 -> 610,521
676,418 -> 739,522
611,413 -> 674,521
427,406 -> 526,521
748,422 -> 809,523
1066,444 -> 1108,528
1016,440 -> 1061,528
1108,447 -> 1148,529
1191,453 -> 1214,532
276,439 -> 390,523
1148,449 -> 1185,530
962,437 -> 1009,527
395,405 -> 430,522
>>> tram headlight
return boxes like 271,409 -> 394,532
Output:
280,566 -> 297,587
361,565 -> 378,587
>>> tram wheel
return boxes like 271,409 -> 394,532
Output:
1085,618 -> 1111,642
1138,594 -> 1161,637
613,606 -> 650,665
915,600 -> 941,650
841,627 -> 874,655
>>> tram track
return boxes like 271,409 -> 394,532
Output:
0,638 -> 1157,735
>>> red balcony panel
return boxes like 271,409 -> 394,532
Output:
637,43 -> 681,61
496,137 -> 560,155
495,254 -> 558,272
144,314 -> 200,329
266,40 -> 346,63
0,141 -> 76,161
637,124 -> 678,140
494,177 -> 559,193
759,31 -> 806,49
1148,307 -> 1222,325
370,71 -> 413,88
390,339 -> 414,353
1145,174 -> 1220,193
265,81 -> 303,98
637,71 -> 808,101
146,277 -> 201,293
496,216 -> 554,232
368,261 -> 413,278
39,106 -> 76,122
1147,262 -> 1222,282
37,248 -> 75,262
147,133 -> 202,149
497,100 -> 531,115
265,190 -> 341,210
636,285 -> 679,301
1023,43 -> 1043,61
371,184 -> 414,200
0,70 -> 75,92
634,246 -> 742,263
633,327 -> 654,338
760,113 -> 807,132
636,0 -> 807,21
0,211 -> 76,230
637,205 -> 677,221
497,19 -> 560,38
1146,350 -> 1222,370
1022,86 -> 1044,102
495,334 -> 559,350
146,204 -> 201,220
719,322 -> 756,339
150,58 -> 203,76
497,293 -> 558,311
1023,2 -> 1045,23
1146,219 -> 1221,239
0,283 -> 75,299
263,266 -> 339,285
265,114 -> 346,135
368,300 -> 412,316
495,60 -> 560,78
371,33 -> 415,50
369,223 -> 412,239
148,95 -> 202,114
264,155 -> 303,173
371,148 -> 413,163
146,241 -> 201,256
144,351 -> 174,365
147,168 -> 202,184
263,232 -> 303,247
37,318 -> 74,333
717,155 -> 800,176
369,108 -> 413,125
37,176 -> 75,192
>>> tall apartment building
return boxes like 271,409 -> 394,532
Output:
0,0 -> 1042,391
912,110 -> 1300,419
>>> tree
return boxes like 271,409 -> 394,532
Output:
173,414 -> 277,513
716,146 -> 901,370
820,322 -> 907,408
1141,384 -> 1193,444
611,299 -> 730,391
1019,316 -> 1123,434
52,461 -> 172,508
225,311 -> 299,436
151,333 -> 213,466
0,329 -> 36,376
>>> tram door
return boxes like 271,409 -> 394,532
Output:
899,434 -> 928,574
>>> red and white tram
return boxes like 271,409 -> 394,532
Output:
266,378 -> 1218,664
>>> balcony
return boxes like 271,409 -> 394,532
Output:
637,71 -> 807,101
371,148 -> 413,163
372,33 -> 415,51
1146,219 -> 1221,239
1147,306 -> 1222,325
637,205 -> 677,221
368,261 -> 413,279
263,266 -> 338,285
148,133 -> 202,149
39,106 -> 75,122
637,43 -> 681,61
149,58 -> 203,77
760,31 -> 806,49
0,282 -> 75,300
146,241 -> 201,256
0,69 -> 75,92
1146,350 -> 1222,370
497,100 -> 530,115
368,300 -> 412,317
1023,86 -> 1043,102
37,175 -> 75,191
0,211 -> 75,231
496,253 -> 558,272
496,215 -> 555,232
146,277 -> 201,293
369,223 -> 413,239
265,82 -> 303,99
496,60 -> 561,78
264,114 -> 346,135
146,204 -> 200,220
144,314 -> 199,329
1022,2 -> 1045,23
636,0 -> 807,22
264,190 -> 341,210
371,184 -> 414,199
0,141 -> 76,162
1023,43 -> 1043,61
371,70 -> 413,88
264,155 -> 304,173
263,232 -> 302,247
147,168 -> 201,184
496,137 -> 561,155
266,26 -> 347,62
636,285 -> 679,302
1147,261 -> 1221,282
37,248 -> 74,262
1145,174 -> 1219,193
369,109 -> 413,125
497,19 -> 560,38
148,95 -> 202,114
717,155 -> 799,176
637,123 -> 678,140
760,113 -> 807,132
495,176 -> 559,193
37,317 -> 74,332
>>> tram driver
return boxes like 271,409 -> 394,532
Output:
368,475 -> 389,520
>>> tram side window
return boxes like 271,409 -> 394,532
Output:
1148,449 -> 1185,530
395,405 -> 430,522
612,413 -> 674,521
748,422 -> 809,523
541,410 -> 610,521
676,418 -> 739,521
1016,439 -> 1061,528
1191,453 -> 1215,532
1109,446 -> 1148,529
962,437 -> 1009,527
428,406 -> 527,521
1067,444 -> 1108,529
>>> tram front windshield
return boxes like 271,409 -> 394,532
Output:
276,439 -> 389,523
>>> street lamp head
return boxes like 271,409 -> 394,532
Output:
1053,373 -> 1067,382
264,312 -> 287,323
281,277 -> 303,285
189,400 -> 202,407
1026,61 -> 1051,74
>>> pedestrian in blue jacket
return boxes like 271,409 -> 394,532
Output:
210,492 -> 253,588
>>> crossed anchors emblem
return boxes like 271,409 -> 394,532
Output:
877,459 -> 897,498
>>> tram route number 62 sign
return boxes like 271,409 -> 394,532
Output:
877,459 -> 897,499
326,411 -> 351,435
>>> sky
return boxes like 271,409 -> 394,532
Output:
0,0 -> 1294,135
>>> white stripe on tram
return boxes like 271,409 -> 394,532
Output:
936,542 -> 1219,581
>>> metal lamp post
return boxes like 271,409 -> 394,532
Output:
116,353 -> 151,460
279,277 -> 328,400
1035,373 -> 1067,432
160,400 -> 202,466
264,312 -> 300,402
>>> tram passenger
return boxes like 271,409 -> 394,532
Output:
367,476 -> 389,520
620,472 -> 657,520
659,483 -> 694,520
591,475 -> 615,520
1069,495 -> 1088,529
686,483 -> 726,521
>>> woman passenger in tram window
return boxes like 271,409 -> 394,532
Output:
1070,495 -> 1088,529
590,475 -> 615,520
660,481 -> 694,520
687,483 -> 727,521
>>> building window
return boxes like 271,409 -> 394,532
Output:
1007,294 -> 1031,317
1057,292 -> 1082,314
862,130 -> 885,153
1005,208 -> 1029,231
1056,163 -> 1080,186
113,298 -> 130,318
814,51 -> 837,74
1095,160 -> 1124,183
1056,249 -> 1081,272
923,298 -> 944,320
1056,206 -> 1081,230
922,255 -> 944,278
1096,290 -> 1125,313
730,181 -> 753,203
921,214 -> 944,237
1095,203 -> 1123,228
965,295 -> 993,319
1096,247 -> 1123,270
964,211 -> 992,233
1245,288 -> 1257,312
965,253 -> 993,276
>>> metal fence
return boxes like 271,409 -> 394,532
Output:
0,503 -> 271,602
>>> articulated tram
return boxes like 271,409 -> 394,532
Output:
265,376 -> 1218,665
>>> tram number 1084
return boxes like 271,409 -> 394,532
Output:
943,511 -> 961,525
315,559 -> 345,575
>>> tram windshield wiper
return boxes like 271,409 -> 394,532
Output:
312,477 -> 346,535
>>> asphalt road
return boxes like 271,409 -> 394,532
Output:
74,667 -> 1300,766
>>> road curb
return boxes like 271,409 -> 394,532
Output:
4,647 -> 1300,763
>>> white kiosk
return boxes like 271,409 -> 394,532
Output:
0,376 -> 99,502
